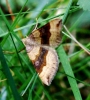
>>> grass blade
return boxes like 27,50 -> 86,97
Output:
0,46 -> 22,100
57,45 -> 82,100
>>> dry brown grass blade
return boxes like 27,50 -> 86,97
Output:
6,0 -> 15,21
6,0 -> 24,38
63,25 -> 90,55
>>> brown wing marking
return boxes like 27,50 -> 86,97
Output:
28,19 -> 62,47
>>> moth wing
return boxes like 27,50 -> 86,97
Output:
38,47 -> 59,86
23,19 -> 62,48
22,19 -> 61,85
22,40 -> 59,85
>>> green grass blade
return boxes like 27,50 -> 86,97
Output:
0,46 -> 22,100
86,94 -> 90,100
11,0 -> 28,29
62,0 -> 73,24
0,8 -> 27,77
0,0 -> 28,46
21,73 -> 36,97
57,45 -> 82,100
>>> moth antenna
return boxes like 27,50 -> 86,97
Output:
33,18 -> 38,31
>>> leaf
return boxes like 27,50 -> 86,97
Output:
77,0 -> 90,11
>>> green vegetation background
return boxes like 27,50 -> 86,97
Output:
0,0 -> 90,100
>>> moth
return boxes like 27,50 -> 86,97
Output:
22,19 -> 62,86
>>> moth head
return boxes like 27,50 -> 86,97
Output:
22,37 -> 35,45
22,38 -> 34,53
